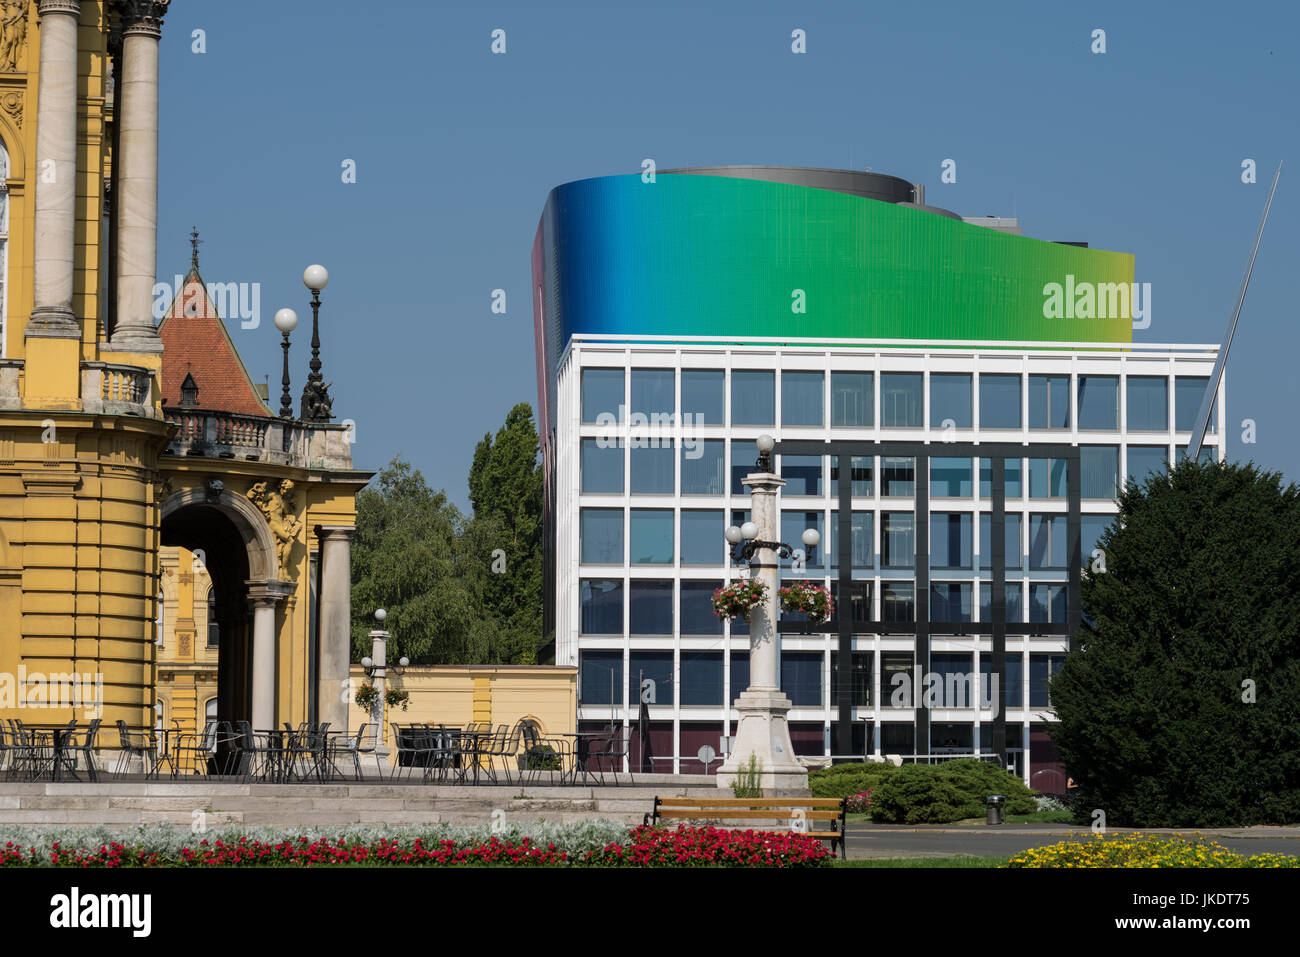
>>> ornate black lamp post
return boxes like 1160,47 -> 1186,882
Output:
273,308 -> 298,418
299,264 -> 334,422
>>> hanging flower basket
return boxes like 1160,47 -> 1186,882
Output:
712,578 -> 767,621
779,581 -> 834,623
354,683 -> 379,710
385,688 -> 410,712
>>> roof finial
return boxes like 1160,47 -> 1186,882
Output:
190,227 -> 203,270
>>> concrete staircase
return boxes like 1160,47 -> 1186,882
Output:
0,776 -> 720,828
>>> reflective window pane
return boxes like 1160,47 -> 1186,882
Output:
628,580 -> 673,633
1029,585 -> 1068,624
782,372 -> 824,426
831,651 -> 873,707
1029,653 -> 1066,706
882,456 -> 915,496
882,584 -> 915,624
831,372 -> 874,427
930,373 -> 972,429
581,438 -> 623,494
830,511 -> 874,570
680,581 -> 723,635
630,444 -> 674,494
580,580 -> 622,634
629,651 -> 674,705
931,513 -> 973,569
1126,376 -> 1168,431
580,651 -> 623,703
582,369 -> 624,424
978,584 -> 1024,624
731,371 -> 775,425
1081,445 -> 1119,500
731,442 -> 757,495
681,370 -> 724,425
782,455 -> 823,496
880,373 -> 922,428
781,652 -> 823,707
980,374 -> 1022,429
680,651 -> 723,705
1029,514 -> 1069,569
1077,375 -> 1119,431
630,369 -> 674,420
1126,446 -> 1167,485
781,511 -> 824,568
580,508 -> 623,564
680,510 -> 723,565
831,455 -> 873,497
930,583 -> 973,623
931,457 -> 973,497
882,512 -> 915,569
1175,377 -> 1215,433
978,513 -> 1022,570
1080,515 -> 1111,568
1029,375 -> 1070,429
681,439 -> 725,495
980,457 -> 1023,499
1028,458 -> 1068,499
629,509 -> 673,564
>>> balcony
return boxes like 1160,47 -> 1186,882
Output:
81,361 -> 154,417
162,406 -> 354,470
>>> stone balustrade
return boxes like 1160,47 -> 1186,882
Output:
81,361 -> 154,417
163,407 -> 354,470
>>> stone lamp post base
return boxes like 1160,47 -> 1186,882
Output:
715,689 -> 810,794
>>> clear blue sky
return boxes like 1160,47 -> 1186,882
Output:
158,0 -> 1299,511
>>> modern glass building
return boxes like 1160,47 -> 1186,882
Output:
531,167 -> 1224,788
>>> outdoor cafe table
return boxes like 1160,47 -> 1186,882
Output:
20,724 -> 77,781
559,731 -> 619,784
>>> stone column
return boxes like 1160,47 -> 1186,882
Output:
716,467 -> 808,792
26,1 -> 81,338
247,581 -> 292,730
109,0 -> 169,349
368,626 -> 391,757
315,525 -> 354,732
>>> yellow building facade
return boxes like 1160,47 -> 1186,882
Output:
0,2 -> 370,751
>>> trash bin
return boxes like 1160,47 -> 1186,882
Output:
986,795 -> 1005,825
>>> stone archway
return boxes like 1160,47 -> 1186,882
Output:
160,483 -> 290,732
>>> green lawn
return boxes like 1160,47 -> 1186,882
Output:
830,855 -> 1009,868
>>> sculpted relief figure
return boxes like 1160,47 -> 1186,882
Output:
0,2 -> 27,74
247,479 -> 302,575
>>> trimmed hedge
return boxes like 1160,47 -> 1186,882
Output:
808,761 -> 901,799
869,759 -> 1037,824
814,760 -> 1037,824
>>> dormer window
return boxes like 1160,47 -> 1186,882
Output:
180,372 -> 199,408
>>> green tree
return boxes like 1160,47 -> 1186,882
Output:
1049,459 -> 1300,827
465,402 -> 546,663
349,458 -> 487,664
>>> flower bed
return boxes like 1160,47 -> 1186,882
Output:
1004,834 -> 1300,868
0,825 -> 831,869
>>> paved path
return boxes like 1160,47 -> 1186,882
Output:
844,822 -> 1300,860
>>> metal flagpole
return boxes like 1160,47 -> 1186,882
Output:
1187,161 -> 1282,460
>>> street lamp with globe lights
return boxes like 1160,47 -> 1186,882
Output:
273,307 -> 298,418
716,434 -> 814,792
299,264 -> 334,422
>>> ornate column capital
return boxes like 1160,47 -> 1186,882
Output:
110,0 -> 169,39
36,1 -> 82,17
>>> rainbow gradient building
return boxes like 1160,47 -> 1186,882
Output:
531,166 -> 1223,786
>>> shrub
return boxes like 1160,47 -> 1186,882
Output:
809,761 -> 900,799
869,760 -> 1037,824
518,744 -> 562,771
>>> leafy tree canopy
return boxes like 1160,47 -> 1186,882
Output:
1049,459 -> 1300,827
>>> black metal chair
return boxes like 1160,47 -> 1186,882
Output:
583,724 -> 628,786
518,720 -> 572,786
113,719 -> 155,777
57,719 -> 101,781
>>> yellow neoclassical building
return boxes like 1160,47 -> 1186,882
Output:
0,1 -> 371,745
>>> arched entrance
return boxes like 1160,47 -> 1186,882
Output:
160,483 -> 288,734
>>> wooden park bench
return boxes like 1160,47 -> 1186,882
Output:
644,796 -> 848,859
